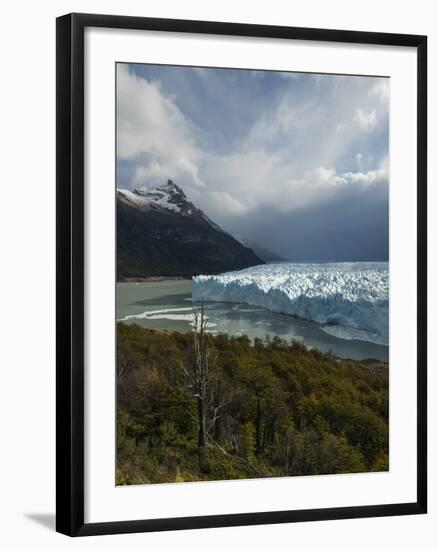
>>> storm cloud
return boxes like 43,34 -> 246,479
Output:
116,63 -> 389,261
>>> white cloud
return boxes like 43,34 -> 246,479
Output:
117,66 -> 388,231
282,164 -> 387,207
369,80 -> 390,105
195,153 -> 387,220
117,65 -> 203,189
208,192 -> 247,215
323,167 -> 387,187
355,108 -> 377,132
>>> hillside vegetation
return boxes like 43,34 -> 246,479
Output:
117,322 -> 388,485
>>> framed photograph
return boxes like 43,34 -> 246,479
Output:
56,13 -> 427,536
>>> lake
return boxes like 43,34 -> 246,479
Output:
117,280 -> 389,361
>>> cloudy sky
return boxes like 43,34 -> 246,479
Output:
117,63 -> 389,261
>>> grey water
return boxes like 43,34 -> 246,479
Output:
117,280 -> 388,362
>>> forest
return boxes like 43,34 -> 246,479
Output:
117,314 -> 389,485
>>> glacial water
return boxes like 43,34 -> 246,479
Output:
117,279 -> 388,362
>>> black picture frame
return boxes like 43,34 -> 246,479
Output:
56,12 -> 427,537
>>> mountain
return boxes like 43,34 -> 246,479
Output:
232,233 -> 285,263
117,180 -> 263,280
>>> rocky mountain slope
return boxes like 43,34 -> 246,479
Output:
117,180 -> 263,279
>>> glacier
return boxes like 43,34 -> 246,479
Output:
192,262 -> 389,345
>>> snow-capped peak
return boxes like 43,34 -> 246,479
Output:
117,180 -> 191,214
117,180 -> 223,231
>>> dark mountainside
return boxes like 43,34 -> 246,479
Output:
117,180 -> 263,280
248,242 -> 284,263
232,234 -> 285,263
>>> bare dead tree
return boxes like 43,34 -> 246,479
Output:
117,345 -> 142,382
207,380 -> 232,442
181,300 -> 210,447
181,301 -> 234,448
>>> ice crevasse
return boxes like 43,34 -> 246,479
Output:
192,262 -> 389,345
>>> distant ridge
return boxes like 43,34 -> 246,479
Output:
232,233 -> 285,263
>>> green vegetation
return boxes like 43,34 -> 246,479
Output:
117,319 -> 388,485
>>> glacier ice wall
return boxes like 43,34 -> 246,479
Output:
192,262 -> 389,344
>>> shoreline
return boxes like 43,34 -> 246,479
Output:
117,281 -> 388,362
118,276 -> 192,283
117,323 -> 388,368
